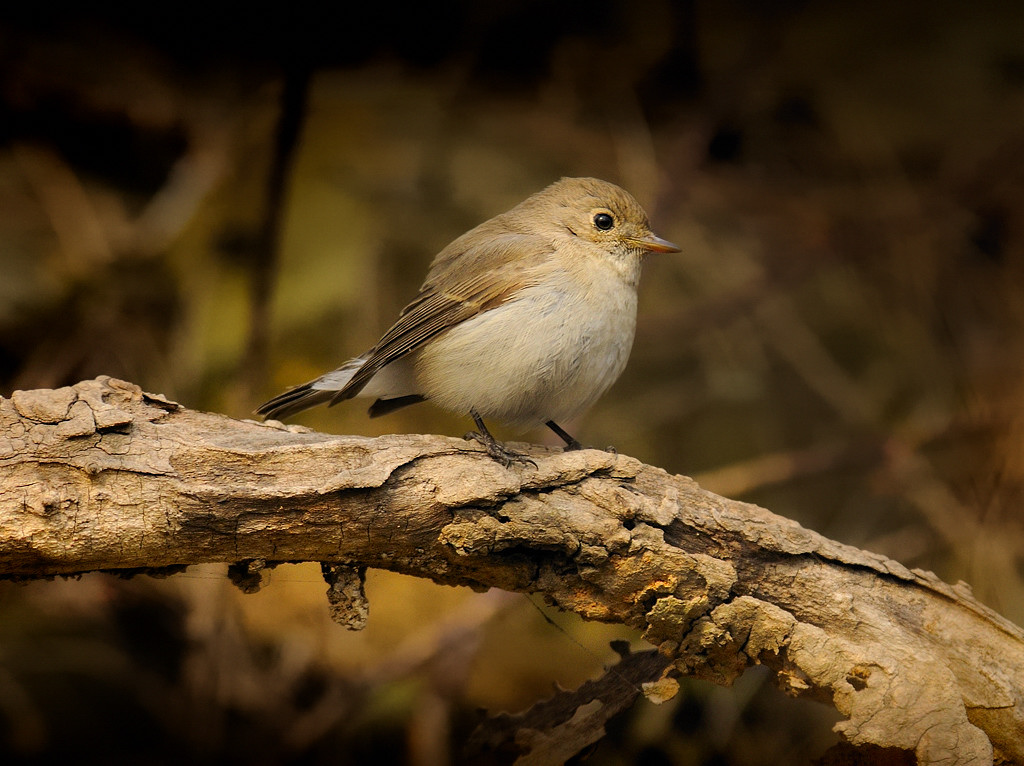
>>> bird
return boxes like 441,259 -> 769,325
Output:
257,177 -> 679,465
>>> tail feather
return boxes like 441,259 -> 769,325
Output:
257,358 -> 362,421
256,384 -> 337,421
258,355 -> 427,422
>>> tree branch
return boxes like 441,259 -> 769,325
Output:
1,377 -> 1021,765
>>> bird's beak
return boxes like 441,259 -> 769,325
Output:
627,234 -> 681,253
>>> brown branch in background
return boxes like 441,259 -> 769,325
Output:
241,62 -> 313,398
1,377 -> 1022,765
465,642 -> 673,765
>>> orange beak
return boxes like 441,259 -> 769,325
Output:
627,234 -> 681,253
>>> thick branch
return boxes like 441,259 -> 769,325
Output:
1,377 -> 1021,765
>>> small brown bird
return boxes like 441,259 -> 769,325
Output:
257,177 -> 679,464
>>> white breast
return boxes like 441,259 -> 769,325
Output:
414,264 -> 638,428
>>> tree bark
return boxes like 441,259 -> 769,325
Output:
1,376 -> 1021,765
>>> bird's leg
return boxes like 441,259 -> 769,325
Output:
465,409 -> 536,467
545,420 -> 583,451
545,421 -> 617,453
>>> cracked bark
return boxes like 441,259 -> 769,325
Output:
1,377 -> 1022,765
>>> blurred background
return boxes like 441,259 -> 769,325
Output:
1,1 -> 1022,763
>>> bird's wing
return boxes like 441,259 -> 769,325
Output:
331,233 -> 556,403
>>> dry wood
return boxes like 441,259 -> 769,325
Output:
1,376 -> 1021,765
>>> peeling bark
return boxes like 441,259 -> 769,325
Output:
1,377 -> 1022,765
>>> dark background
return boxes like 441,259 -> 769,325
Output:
1,1 -> 1022,763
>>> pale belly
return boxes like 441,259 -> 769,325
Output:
413,280 -> 637,427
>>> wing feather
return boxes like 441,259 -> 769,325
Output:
330,233 -> 557,403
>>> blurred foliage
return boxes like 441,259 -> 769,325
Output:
1,0 -> 1023,763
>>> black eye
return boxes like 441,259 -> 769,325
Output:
593,212 -> 614,231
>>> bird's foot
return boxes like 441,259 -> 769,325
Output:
546,420 -> 596,453
464,430 -> 537,468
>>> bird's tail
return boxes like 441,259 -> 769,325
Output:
256,358 -> 364,421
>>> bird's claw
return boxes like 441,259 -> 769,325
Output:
464,431 -> 537,468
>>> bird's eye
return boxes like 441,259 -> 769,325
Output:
593,212 -> 614,231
